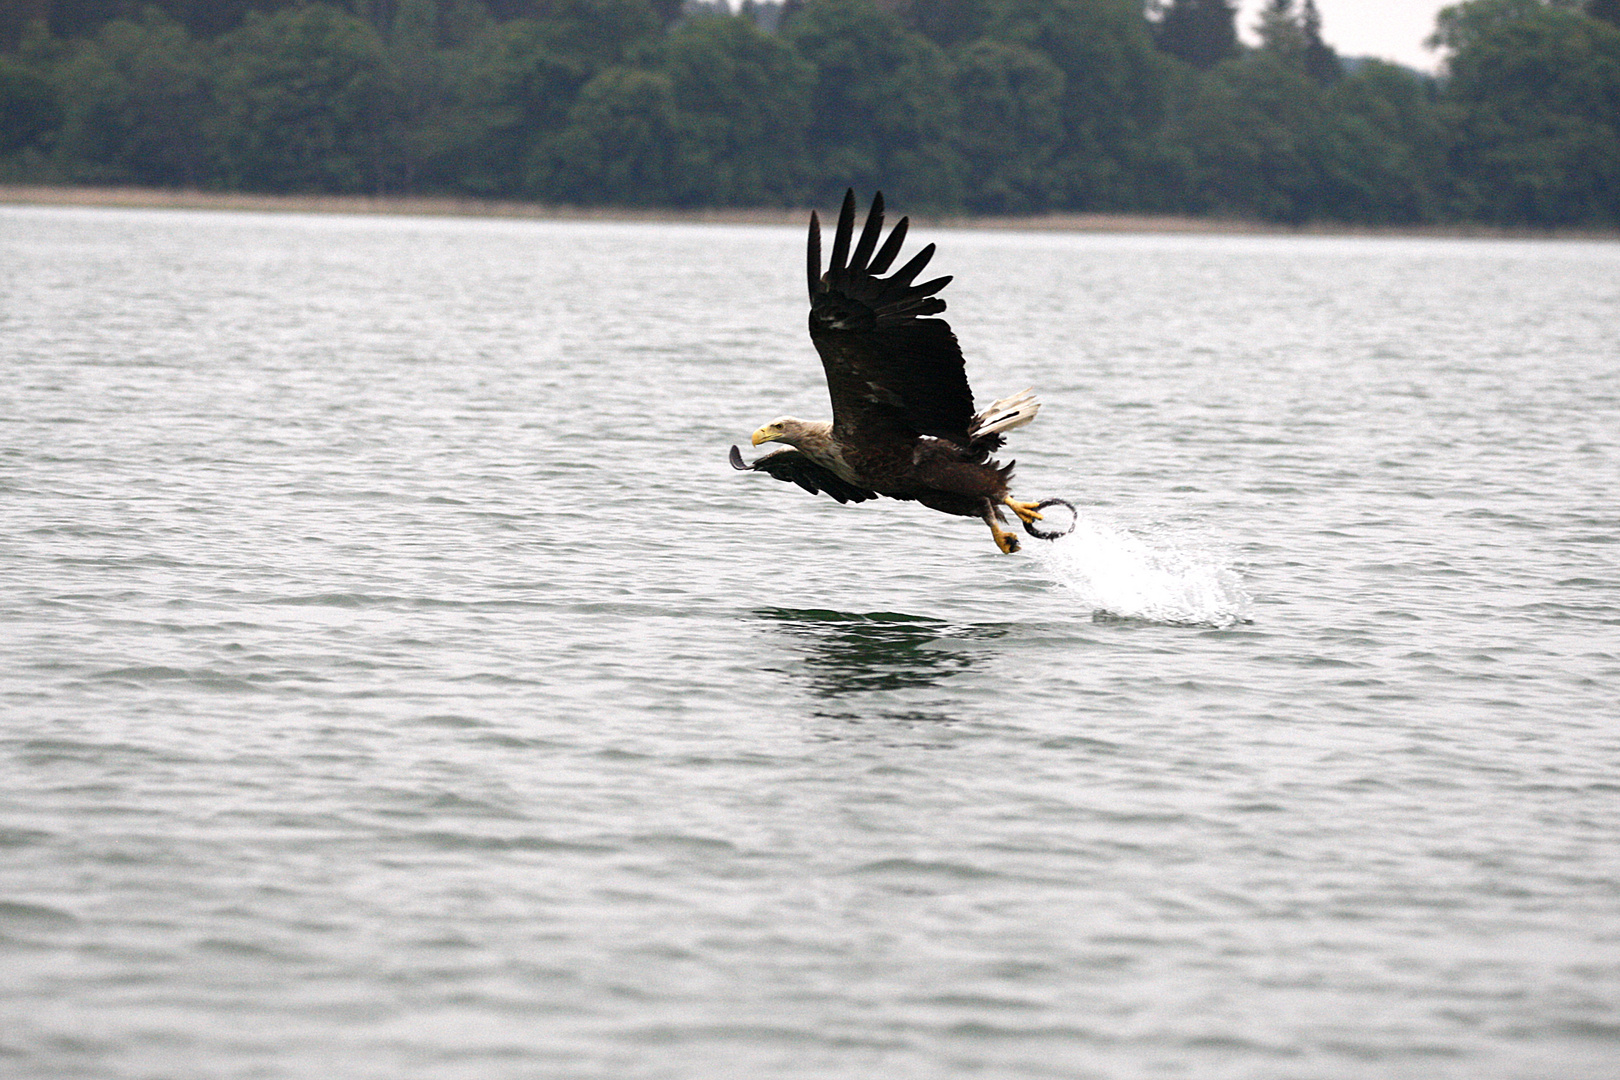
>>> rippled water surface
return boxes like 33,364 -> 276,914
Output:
2,205 -> 1618,1078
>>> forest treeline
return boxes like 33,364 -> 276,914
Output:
2,0 -> 1618,226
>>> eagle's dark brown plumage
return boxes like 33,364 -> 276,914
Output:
731,190 -> 1058,553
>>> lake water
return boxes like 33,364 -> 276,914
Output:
1,204 -> 1617,1079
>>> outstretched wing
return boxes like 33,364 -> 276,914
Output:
807,190 -> 977,449
729,445 -> 878,504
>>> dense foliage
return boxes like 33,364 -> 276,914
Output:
2,0 -> 1617,226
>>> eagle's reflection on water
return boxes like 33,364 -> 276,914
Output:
755,607 -> 1007,697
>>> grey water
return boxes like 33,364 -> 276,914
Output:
1,203 -> 1617,1080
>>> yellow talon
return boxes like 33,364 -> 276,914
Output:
1004,498 -> 1044,525
989,522 -> 1021,553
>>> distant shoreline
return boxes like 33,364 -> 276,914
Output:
4,184 -> 1615,240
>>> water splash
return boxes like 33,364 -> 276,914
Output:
1030,509 -> 1251,628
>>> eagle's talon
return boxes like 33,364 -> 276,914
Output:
1004,497 -> 1045,526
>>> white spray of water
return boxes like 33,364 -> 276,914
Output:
1030,508 -> 1252,628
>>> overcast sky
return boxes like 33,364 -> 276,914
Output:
1234,0 -> 1456,71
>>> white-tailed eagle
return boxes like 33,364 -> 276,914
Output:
731,189 -> 1070,553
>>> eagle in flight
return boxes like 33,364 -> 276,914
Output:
730,189 -> 1070,554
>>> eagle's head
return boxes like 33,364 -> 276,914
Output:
751,417 -> 807,447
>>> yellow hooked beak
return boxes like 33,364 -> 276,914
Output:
750,426 -> 776,447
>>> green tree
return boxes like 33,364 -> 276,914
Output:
1164,53 -> 1329,221
450,17 -> 591,195
521,0 -> 663,67
35,1 -> 303,41
1318,61 -> 1445,221
655,14 -> 812,204
1438,0 -> 1620,224
2,0 -> 53,52
947,37 -> 1065,210
0,55 -> 60,156
986,0 -> 1174,210
540,66 -> 683,203
1151,0 -> 1238,70
1254,0 -> 1306,62
39,1 -> 153,41
899,0 -> 1003,47
49,10 -> 213,186
165,1 -> 302,38
212,4 -> 396,192
383,0 -> 496,191
1253,0 -> 1336,80
1430,0 -> 1582,52
782,0 -> 962,206
1300,0 -> 1339,83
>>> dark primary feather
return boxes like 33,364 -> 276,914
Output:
729,444 -> 878,504
808,190 -> 977,448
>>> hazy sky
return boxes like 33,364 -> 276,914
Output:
1235,0 -> 1455,71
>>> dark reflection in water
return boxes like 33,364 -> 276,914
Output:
757,607 -> 1007,696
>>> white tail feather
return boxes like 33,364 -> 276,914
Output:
971,388 -> 1040,438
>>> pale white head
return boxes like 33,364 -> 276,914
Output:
751,416 -> 818,448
